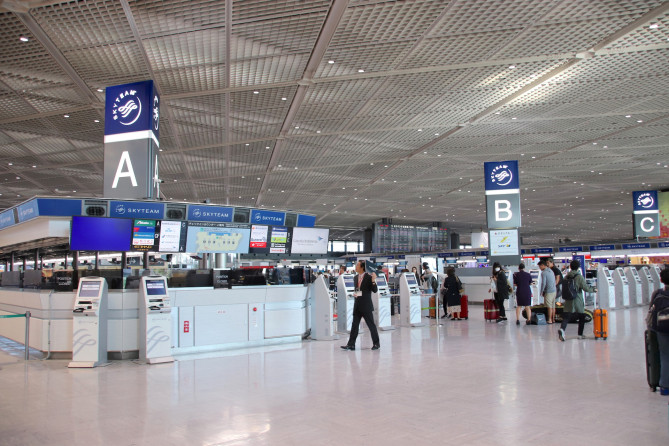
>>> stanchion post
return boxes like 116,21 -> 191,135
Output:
24,311 -> 30,360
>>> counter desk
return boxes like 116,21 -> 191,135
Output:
0,284 -> 308,358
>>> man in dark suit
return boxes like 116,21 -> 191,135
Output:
341,260 -> 381,351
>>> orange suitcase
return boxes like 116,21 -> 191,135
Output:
593,308 -> 608,340
429,296 -> 437,318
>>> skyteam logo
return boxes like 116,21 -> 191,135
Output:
152,95 -> 160,131
254,213 -> 262,222
112,89 -> 142,126
193,209 -> 202,218
115,203 -> 126,215
490,164 -> 513,187
636,192 -> 654,209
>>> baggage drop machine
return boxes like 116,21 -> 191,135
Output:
650,266 -> 663,293
612,268 -> 630,308
597,267 -> 616,310
139,276 -> 174,364
69,277 -> 109,368
639,266 -> 655,304
529,269 -> 542,305
400,272 -> 425,327
623,267 -> 643,306
372,274 -> 395,331
336,274 -> 356,333
309,275 -> 339,340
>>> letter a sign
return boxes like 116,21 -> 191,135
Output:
484,161 -> 521,229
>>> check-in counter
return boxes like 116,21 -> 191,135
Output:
457,267 -> 495,303
0,284 -> 308,358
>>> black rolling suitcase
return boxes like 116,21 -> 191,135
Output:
645,330 -> 660,391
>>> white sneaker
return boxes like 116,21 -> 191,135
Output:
558,328 -> 565,342
578,335 -> 587,340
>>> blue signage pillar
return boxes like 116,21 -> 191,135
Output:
103,80 -> 160,199
484,160 -> 521,265
632,191 -> 660,237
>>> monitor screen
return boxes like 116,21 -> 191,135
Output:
375,275 -> 387,287
186,223 -> 250,253
71,216 -> 132,251
79,281 -> 101,297
131,219 -> 158,251
603,270 -> 611,277
158,220 -> 187,252
405,274 -> 417,286
290,227 -> 329,254
343,276 -> 354,289
145,279 -> 167,295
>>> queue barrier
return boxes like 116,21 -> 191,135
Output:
0,311 -> 31,360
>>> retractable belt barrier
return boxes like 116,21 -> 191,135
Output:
0,311 -> 31,360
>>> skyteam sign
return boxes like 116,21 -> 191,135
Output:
0,209 -> 16,229
250,210 -> 286,226
484,160 -> 521,229
632,190 -> 660,237
109,201 -> 164,219
187,205 -> 234,222
104,80 -> 160,139
17,200 -> 39,223
484,160 -> 519,192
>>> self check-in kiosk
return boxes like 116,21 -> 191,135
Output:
650,266 -> 663,294
597,267 -> 616,310
623,267 -> 643,306
640,266 -> 655,304
139,276 -> 174,364
336,274 -> 356,333
399,273 -> 424,327
612,268 -> 630,307
372,274 -> 395,331
69,277 -> 108,368
309,275 -> 338,340
529,269 -> 542,305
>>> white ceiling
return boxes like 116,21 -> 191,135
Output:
1,0 -> 668,246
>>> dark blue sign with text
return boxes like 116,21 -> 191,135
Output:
109,201 -> 164,219
187,205 -> 234,223
250,210 -> 286,226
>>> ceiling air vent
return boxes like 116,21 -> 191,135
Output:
233,208 -> 249,223
83,199 -> 108,217
165,203 -> 186,220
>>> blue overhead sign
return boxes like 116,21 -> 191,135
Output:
622,243 -> 651,250
187,205 -> 234,222
0,210 -> 15,229
590,244 -> 615,251
484,160 -> 520,192
104,80 -> 160,139
531,248 -> 553,254
296,214 -> 316,227
17,200 -> 39,222
659,242 -> 669,248
633,190 -> 658,212
458,251 -> 477,256
250,209 -> 286,226
437,253 -> 453,258
37,198 -> 82,217
558,246 -> 583,252
109,200 -> 164,219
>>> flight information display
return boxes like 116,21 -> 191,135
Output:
131,220 -> 187,252
249,225 -> 291,254
372,222 -> 449,253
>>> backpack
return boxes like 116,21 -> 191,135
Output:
649,290 -> 669,334
561,275 -> 579,301
430,275 -> 438,292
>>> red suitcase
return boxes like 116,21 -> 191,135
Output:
484,299 -> 499,322
458,294 -> 469,320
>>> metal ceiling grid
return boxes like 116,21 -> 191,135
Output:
400,30 -> 522,68
540,0 -> 665,23
19,135 -> 77,156
130,0 -> 227,38
62,43 -> 151,87
230,54 -> 307,87
293,99 -> 367,123
555,50 -> 669,83
603,12 -> 669,48
30,1 -> 135,51
232,0 -> 330,22
0,143 -> 26,159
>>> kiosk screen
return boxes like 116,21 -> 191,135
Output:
344,277 -> 355,289
145,279 -> 167,296
376,276 -> 387,287
79,281 -> 101,297
406,274 -> 418,286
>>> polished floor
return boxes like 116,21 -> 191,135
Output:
1,306 -> 667,445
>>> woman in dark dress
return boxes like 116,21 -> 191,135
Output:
492,262 -> 510,322
513,263 -> 533,325
443,267 -> 463,320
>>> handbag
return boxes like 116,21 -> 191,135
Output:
457,277 -> 464,294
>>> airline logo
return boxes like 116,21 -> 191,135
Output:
484,160 -> 519,192
112,89 -> 142,126
633,190 -> 658,212
636,192 -> 654,209
490,164 -> 513,187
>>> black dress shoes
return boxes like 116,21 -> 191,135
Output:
340,345 -> 355,351
371,344 -> 380,350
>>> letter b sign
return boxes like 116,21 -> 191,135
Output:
486,194 -> 521,229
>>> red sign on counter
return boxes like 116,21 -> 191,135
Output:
184,321 -> 190,333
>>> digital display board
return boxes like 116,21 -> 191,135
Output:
343,276 -> 355,289
291,227 -> 328,254
405,274 -> 418,286
158,220 -> 187,252
79,281 -> 101,298
145,279 -> 167,295
132,219 -> 159,251
250,225 -> 269,249
269,226 -> 290,254
376,275 -> 387,287
70,216 -> 132,251
186,222 -> 250,253
372,222 -> 449,253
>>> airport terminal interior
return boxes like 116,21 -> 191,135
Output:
1,0 -> 669,444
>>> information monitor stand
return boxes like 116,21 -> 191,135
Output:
336,274 -> 356,333
612,268 -> 630,308
399,273 -> 425,327
372,274 -> 395,331
623,267 -> 643,306
68,277 -> 109,368
309,275 -> 339,341
139,276 -> 174,364
596,267 -> 616,310
639,266 -> 655,304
